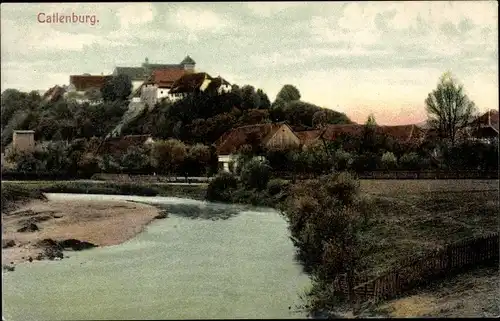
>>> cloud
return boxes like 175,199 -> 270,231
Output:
246,2 -> 308,17
169,8 -> 230,33
116,3 -> 154,29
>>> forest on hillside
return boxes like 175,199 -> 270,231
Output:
1,82 -> 352,148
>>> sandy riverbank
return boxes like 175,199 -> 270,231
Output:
2,198 -> 162,265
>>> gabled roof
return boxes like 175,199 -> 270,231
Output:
295,130 -> 323,147
145,69 -> 187,88
320,124 -> 426,143
377,124 -> 426,142
69,75 -> 112,91
321,124 -> 365,141
145,63 -> 181,70
215,123 -> 291,155
476,110 -> 499,133
180,55 -> 196,65
113,67 -> 148,81
170,72 -> 210,93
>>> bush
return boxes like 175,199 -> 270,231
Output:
381,151 -> 397,170
267,178 -> 290,196
399,152 -> 420,170
239,157 -> 272,190
334,149 -> 353,171
282,172 -> 372,313
205,172 -> 238,202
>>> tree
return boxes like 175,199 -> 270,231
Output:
101,75 -> 132,102
150,139 -> 187,175
256,89 -> 271,109
239,157 -> 272,190
241,85 -> 261,110
381,151 -> 397,170
84,88 -> 102,103
120,145 -> 151,173
275,84 -> 301,103
183,143 -> 211,176
425,72 -> 477,146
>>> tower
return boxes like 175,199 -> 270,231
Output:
180,55 -> 196,73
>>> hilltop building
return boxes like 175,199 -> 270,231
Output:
114,55 -> 196,94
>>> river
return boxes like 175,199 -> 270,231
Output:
2,194 -> 311,320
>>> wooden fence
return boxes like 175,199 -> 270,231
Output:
333,233 -> 499,304
275,170 -> 499,180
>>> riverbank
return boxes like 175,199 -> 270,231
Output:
1,180 -> 207,200
2,196 -> 162,266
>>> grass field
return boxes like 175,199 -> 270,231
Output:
356,179 -> 498,278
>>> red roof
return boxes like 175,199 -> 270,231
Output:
147,68 -> 186,88
377,125 -> 426,142
295,130 -> 323,147
321,124 -> 365,141
70,75 -> 112,91
321,124 -> 425,143
215,123 -> 289,155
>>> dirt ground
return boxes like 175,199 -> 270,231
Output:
2,199 -> 161,265
364,265 -> 499,318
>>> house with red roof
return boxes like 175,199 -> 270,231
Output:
215,123 -> 300,172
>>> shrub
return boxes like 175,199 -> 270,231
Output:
205,172 -> 238,202
119,145 -> 151,173
283,171 -> 372,312
267,178 -> 290,196
381,151 -> 397,170
399,152 -> 420,170
334,149 -> 353,171
239,157 -> 272,190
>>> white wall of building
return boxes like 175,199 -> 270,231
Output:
132,80 -> 143,92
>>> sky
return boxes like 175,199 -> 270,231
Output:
1,1 -> 498,125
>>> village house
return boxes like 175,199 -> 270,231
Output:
134,71 -> 231,108
470,109 -> 499,144
215,123 -> 301,172
294,129 -> 324,150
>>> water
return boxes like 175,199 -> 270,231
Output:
2,194 -> 311,320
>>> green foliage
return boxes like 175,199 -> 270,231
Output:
150,139 -> 187,174
333,149 -> 353,171
425,72 -> 477,145
283,172 -> 372,312
205,172 -> 239,202
267,178 -> 290,196
101,74 -> 132,102
239,157 -> 272,190
120,145 -> 151,173
399,152 -> 420,170
275,84 -> 301,102
182,144 -> 211,176
381,151 -> 397,170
